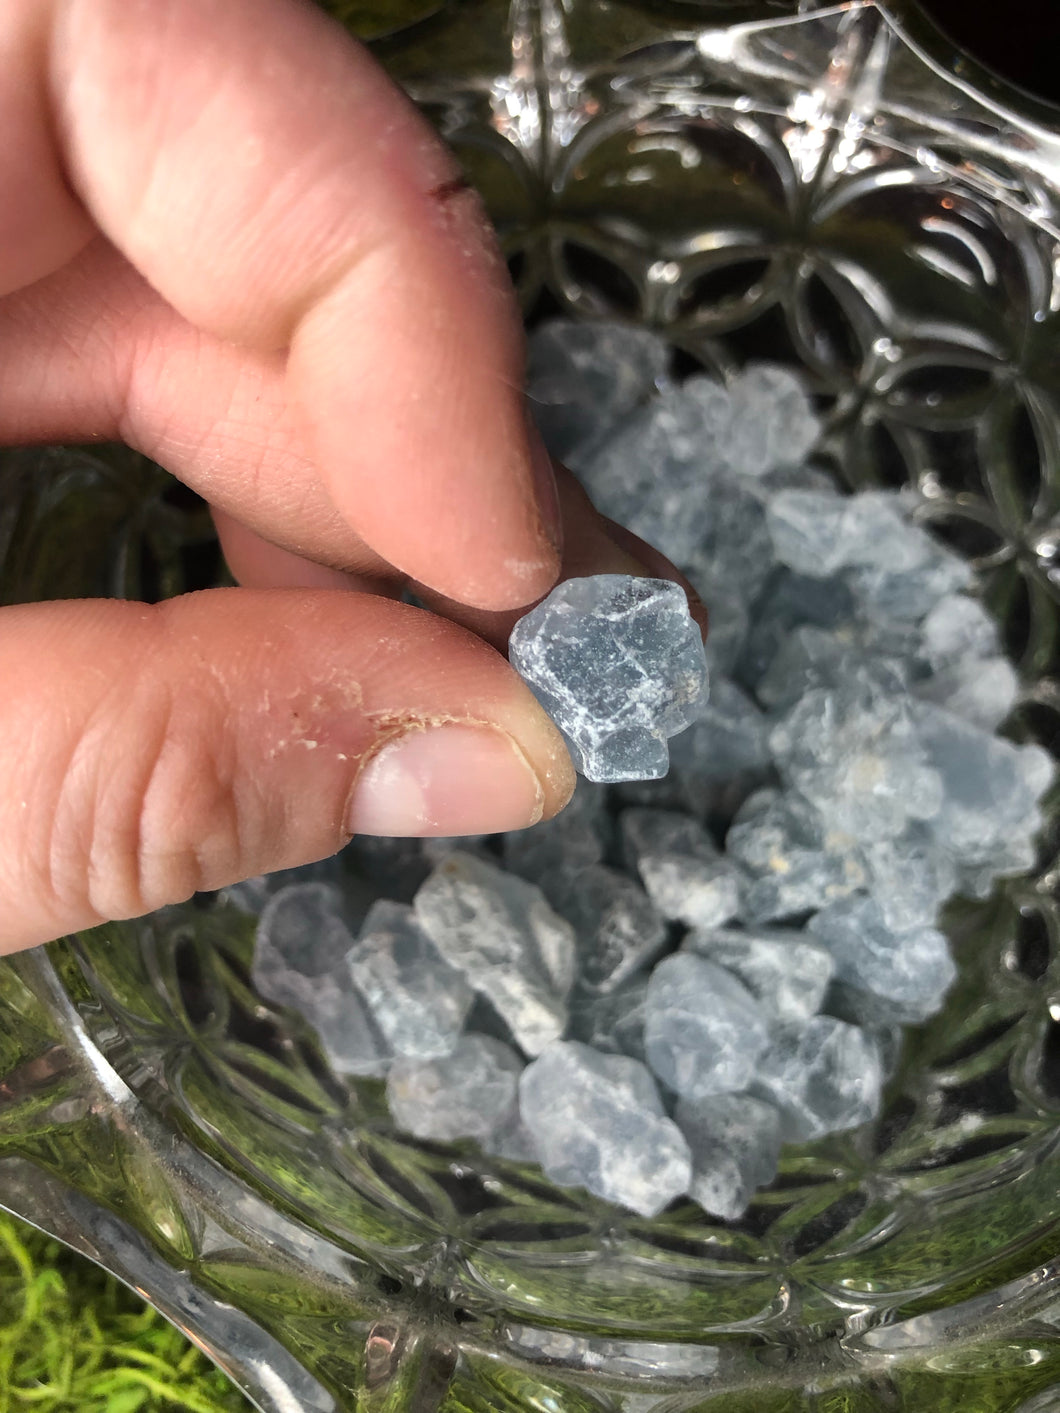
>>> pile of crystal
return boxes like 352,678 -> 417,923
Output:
235,319 -> 1054,1224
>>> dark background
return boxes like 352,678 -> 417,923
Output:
917,0 -> 1060,107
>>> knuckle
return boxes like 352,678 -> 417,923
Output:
48,679 -> 245,924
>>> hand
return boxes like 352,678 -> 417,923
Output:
0,0 -> 702,954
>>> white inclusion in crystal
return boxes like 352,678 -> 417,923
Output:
914,702 -> 1055,867
675,1093 -> 783,1220
683,927 -> 834,1026
526,320 -> 670,465
643,953 -> 769,1101
518,1041 -> 691,1217
547,863 -> 668,993
386,1035 -> 523,1144
576,379 -> 731,564
724,363 -> 820,477
508,575 -> 708,785
346,900 -> 473,1060
620,808 -> 741,930
413,852 -> 575,1056
252,885 -> 390,1075
769,679 -> 945,841
752,1017 -> 883,1141
808,894 -> 956,1024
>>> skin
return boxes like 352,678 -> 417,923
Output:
0,0 -> 705,954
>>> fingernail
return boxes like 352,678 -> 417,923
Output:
526,413 -> 563,554
346,722 -> 545,836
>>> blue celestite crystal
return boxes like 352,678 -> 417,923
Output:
508,575 -> 708,784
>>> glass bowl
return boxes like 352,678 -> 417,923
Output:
3,2 -> 1060,1409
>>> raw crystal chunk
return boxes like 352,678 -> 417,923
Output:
346,900 -> 473,1059
687,575 -> 750,676
725,789 -> 865,921
518,1042 -> 692,1216
756,624 -> 916,714
860,828 -> 958,932
643,954 -> 769,1100
724,363 -> 820,476
920,593 -> 1000,666
683,927 -> 834,1025
675,1093 -> 783,1220
386,1035 -> 523,1143
619,676 -> 770,816
509,575 -> 708,784
914,656 -> 1019,731
569,978 -> 649,1062
752,1017 -> 883,1141
620,808 -> 741,930
413,853 -> 575,1055
255,883 -> 357,978
914,703 -> 1054,867
576,381 -> 728,563
737,568 -> 857,688
769,679 -> 944,841
808,895 -> 956,1023
679,477 -> 777,605
765,489 -> 847,576
766,489 -> 971,622
253,885 -> 389,1075
526,319 -> 669,464
548,863 -> 668,992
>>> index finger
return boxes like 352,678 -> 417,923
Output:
11,0 -> 560,610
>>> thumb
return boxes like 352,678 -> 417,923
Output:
0,589 -> 574,953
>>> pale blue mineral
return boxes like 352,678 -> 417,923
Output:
347,900 -> 473,1060
413,853 -> 575,1055
644,954 -> 770,1100
752,1017 -> 883,1141
769,680 -> 944,841
386,1035 -> 524,1144
620,808 -> 741,930
616,676 -> 770,816
808,894 -> 956,1024
724,363 -> 821,477
920,593 -> 1001,666
766,489 -> 971,622
576,381 -> 729,563
253,885 -> 389,1075
509,575 -> 708,784
526,319 -> 669,465
675,1093 -> 783,1220
569,978 -> 649,1062
725,789 -> 866,922
683,927 -> 834,1026
860,828 -> 958,932
914,655 -> 1019,731
547,863 -> 668,993
518,1042 -> 692,1216
914,703 -> 1054,867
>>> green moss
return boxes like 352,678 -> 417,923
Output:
0,1209 -> 251,1412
